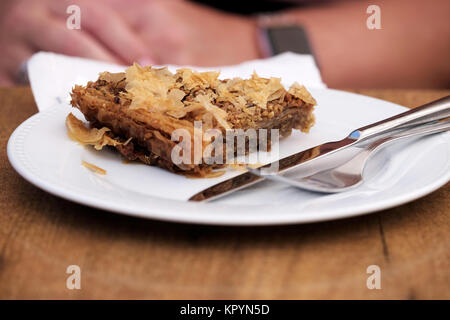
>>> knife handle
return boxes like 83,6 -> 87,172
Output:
357,95 -> 450,141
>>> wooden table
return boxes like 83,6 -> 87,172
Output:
0,87 -> 449,299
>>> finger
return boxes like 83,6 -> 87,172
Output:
0,43 -> 33,85
0,74 -> 14,87
79,2 -> 154,64
25,13 -> 122,64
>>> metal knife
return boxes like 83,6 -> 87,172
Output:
189,95 -> 450,201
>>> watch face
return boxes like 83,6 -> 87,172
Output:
266,26 -> 313,55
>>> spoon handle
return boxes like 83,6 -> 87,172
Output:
365,119 -> 450,153
356,95 -> 450,142
339,120 -> 450,175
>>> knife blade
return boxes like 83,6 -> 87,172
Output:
188,135 -> 359,201
189,95 -> 450,202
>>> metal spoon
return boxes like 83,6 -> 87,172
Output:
252,120 -> 450,193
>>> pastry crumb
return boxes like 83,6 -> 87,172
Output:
82,160 -> 107,175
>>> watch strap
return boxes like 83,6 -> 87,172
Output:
255,13 -> 314,57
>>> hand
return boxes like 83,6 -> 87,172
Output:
0,0 -> 153,86
112,0 -> 261,66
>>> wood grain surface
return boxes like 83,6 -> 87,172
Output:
0,87 -> 449,299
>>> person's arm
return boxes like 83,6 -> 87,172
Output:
115,0 -> 449,88
281,0 -> 450,88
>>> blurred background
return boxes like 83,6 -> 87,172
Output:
0,0 -> 448,88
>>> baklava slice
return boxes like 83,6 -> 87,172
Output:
68,64 -> 316,177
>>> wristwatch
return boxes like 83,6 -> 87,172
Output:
255,13 -> 317,63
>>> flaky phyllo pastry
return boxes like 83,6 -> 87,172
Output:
68,64 -> 317,177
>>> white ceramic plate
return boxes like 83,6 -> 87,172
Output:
7,89 -> 450,225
